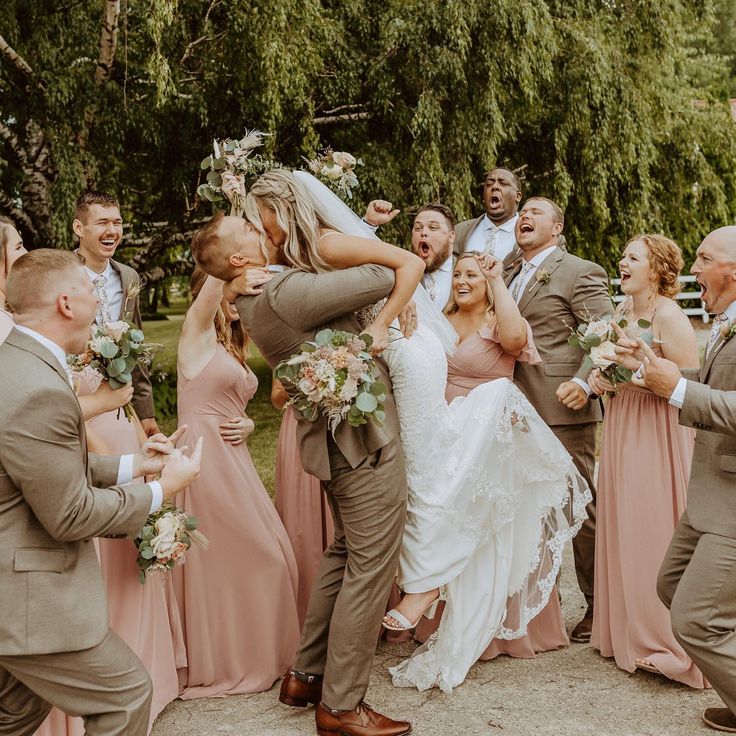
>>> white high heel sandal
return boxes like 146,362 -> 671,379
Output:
381,595 -> 441,632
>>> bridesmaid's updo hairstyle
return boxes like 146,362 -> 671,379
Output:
629,234 -> 683,299
189,267 -> 248,369
0,216 -> 16,273
244,169 -> 340,274
444,252 -> 495,321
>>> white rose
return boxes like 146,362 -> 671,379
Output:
89,335 -> 116,355
585,319 -> 610,339
105,320 -> 130,341
150,514 -> 181,558
590,340 -> 617,369
332,151 -> 356,168
340,378 -> 359,401
321,164 -> 343,181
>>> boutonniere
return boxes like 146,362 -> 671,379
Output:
720,319 -> 736,342
529,269 -> 550,293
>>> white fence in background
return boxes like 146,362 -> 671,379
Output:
609,274 -> 710,324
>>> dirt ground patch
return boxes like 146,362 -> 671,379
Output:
151,544 -> 718,736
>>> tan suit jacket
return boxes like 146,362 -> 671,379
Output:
0,329 -> 152,656
679,332 -> 736,537
110,258 -> 155,420
504,245 -> 613,426
235,265 -> 400,481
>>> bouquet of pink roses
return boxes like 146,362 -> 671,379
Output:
275,328 -> 387,433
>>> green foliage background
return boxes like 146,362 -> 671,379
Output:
1,0 -> 735,279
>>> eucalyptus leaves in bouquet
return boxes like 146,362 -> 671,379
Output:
197,130 -> 278,211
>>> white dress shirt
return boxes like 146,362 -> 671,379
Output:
509,245 -> 592,396
669,299 -> 736,408
85,262 -> 123,323
465,213 -> 519,261
422,255 -> 453,310
14,324 -> 162,512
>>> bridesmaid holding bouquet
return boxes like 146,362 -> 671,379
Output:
590,234 -> 706,688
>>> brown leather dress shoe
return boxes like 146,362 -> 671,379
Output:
570,607 -> 593,643
703,708 -> 736,732
316,701 -> 412,736
279,671 -> 323,708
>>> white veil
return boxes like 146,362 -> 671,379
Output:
293,170 -> 458,355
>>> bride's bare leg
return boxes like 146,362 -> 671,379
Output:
383,587 -> 440,629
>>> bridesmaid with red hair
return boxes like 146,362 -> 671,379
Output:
590,234 -> 706,688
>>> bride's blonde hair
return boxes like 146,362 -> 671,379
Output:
243,169 -> 339,274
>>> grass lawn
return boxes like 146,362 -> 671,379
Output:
144,299 -> 280,496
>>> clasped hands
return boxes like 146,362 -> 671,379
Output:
132,426 -> 204,498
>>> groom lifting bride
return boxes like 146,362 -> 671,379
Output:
192,165 -> 591,734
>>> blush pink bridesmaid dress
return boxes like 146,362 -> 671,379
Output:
275,406 -> 334,628
591,339 -> 707,688
174,345 -> 300,698
414,321 -> 569,658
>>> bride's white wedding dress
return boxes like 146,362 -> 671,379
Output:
383,320 -> 591,693
296,170 -> 592,693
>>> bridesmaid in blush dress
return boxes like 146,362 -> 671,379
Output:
273,378 -> 334,629
589,234 -> 706,688
412,252 -> 569,659
174,270 -> 300,698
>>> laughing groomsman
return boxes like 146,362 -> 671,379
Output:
454,168 -> 522,261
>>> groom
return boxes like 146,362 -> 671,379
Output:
191,213 -> 412,736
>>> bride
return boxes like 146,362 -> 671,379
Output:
224,168 -> 591,692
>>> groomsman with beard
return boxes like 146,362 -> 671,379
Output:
504,197 -> 613,643
363,201 -> 455,309
453,167 -> 523,261
615,226 -> 736,734
72,191 -> 159,436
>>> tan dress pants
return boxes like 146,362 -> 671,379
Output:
0,629 -> 152,736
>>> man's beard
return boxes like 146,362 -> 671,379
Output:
424,243 -> 452,273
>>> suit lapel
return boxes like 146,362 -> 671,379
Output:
110,259 -> 131,321
517,247 -> 565,313
701,334 -> 728,382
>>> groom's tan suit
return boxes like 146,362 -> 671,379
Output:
657,315 -> 736,713
0,329 -> 154,735
235,264 -> 407,711
504,245 -> 612,606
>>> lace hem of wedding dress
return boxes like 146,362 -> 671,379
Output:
385,331 -> 592,694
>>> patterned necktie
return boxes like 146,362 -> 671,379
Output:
707,313 -> 729,356
485,226 -> 497,255
511,261 -> 534,303
424,271 -> 437,302
92,275 -> 111,325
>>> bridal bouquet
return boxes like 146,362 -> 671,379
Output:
304,148 -> 363,200
198,130 -> 278,211
275,329 -> 387,432
568,314 -> 651,385
134,503 -> 209,584
68,320 -> 160,420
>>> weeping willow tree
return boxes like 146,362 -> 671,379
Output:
1,0 -> 734,280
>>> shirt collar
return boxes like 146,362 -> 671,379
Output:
267,264 -> 287,273
482,213 -> 518,233
524,244 -> 558,269
722,301 -> 736,322
14,325 -> 70,375
84,261 -> 114,281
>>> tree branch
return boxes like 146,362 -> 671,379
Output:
0,190 -> 38,241
0,33 -> 34,78
95,0 -> 121,85
0,122 -> 29,167
313,111 -> 372,126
